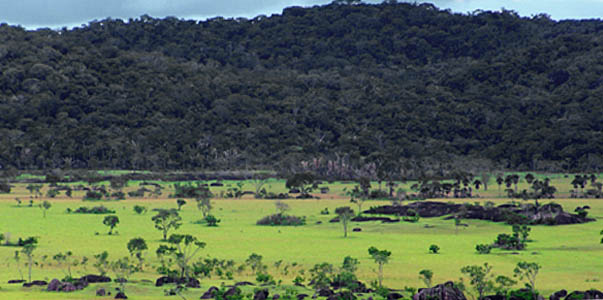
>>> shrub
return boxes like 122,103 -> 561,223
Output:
495,233 -> 524,250
83,190 -> 104,201
429,244 -> 440,254
403,209 -> 420,223
110,191 -> 125,200
476,244 -> 492,254
133,205 -> 147,215
128,189 -> 146,197
204,215 -> 221,227
509,289 -> 539,300
72,206 -> 115,214
320,208 -> 329,215
256,214 -> 306,226
256,273 -> 275,285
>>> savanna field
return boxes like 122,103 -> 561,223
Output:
0,174 -> 602,299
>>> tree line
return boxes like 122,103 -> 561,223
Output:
0,1 -> 602,174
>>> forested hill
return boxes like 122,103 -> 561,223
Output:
0,2 -> 602,176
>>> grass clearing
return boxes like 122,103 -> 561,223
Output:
0,179 -> 601,299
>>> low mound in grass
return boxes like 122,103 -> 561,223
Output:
256,213 -> 306,226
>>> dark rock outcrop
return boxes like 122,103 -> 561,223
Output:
565,289 -> 603,300
155,276 -> 200,288
549,289 -> 567,300
254,288 -> 270,300
8,279 -> 25,284
365,201 -> 593,225
413,281 -> 466,300
79,274 -> 111,283
201,286 -> 219,299
46,278 -> 88,292
23,280 -> 48,287
115,291 -> 128,299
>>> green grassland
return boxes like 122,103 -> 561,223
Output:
0,176 -> 601,299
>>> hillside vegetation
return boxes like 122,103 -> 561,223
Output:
0,2 -> 602,174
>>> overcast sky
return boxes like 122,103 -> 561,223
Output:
1,0 -> 602,30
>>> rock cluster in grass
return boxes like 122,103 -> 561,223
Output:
364,201 -> 594,225
154,276 -> 200,288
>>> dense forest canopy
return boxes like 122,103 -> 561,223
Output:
0,1 -> 602,177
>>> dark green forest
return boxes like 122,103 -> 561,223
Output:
0,1 -> 602,177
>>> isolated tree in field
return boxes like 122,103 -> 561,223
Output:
133,205 -> 147,215
419,269 -> 433,288
511,174 -> 520,192
513,261 -> 540,292
127,237 -> 148,271
103,215 -> 119,235
473,179 -> 482,190
93,251 -> 110,276
480,172 -> 490,191
275,200 -> 290,215
195,188 -> 213,218
157,234 -> 206,279
335,206 -> 354,238
496,175 -> 504,196
53,251 -> 78,279
368,246 -> 391,288
525,173 -> 535,184
111,256 -> 137,294
176,199 -> 186,210
40,200 -> 51,218
252,173 -> 270,198
286,172 -> 315,196
461,263 -> 494,300
20,237 -> 38,283
347,185 -> 366,215
152,209 -> 182,240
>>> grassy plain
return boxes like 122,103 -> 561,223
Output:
0,176 -> 601,299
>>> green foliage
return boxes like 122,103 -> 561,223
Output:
286,173 -> 316,196
419,269 -> 433,288
460,263 -> 494,300
40,200 -> 51,218
308,262 -> 335,290
102,215 -> 119,235
513,261 -> 541,291
335,206 -> 354,237
156,234 -> 206,279
404,208 -> 420,223
495,233 -> 525,250
256,272 -> 276,285
93,251 -> 110,276
429,244 -> 440,254
256,214 -> 305,226
475,244 -> 492,254
204,214 -> 221,227
368,246 -> 391,288
71,206 -> 115,214
176,199 -> 186,210
133,205 -> 147,215
1,3 -> 603,174
211,286 -> 243,300
152,209 -> 182,240
127,237 -> 148,270
509,288 -> 540,300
